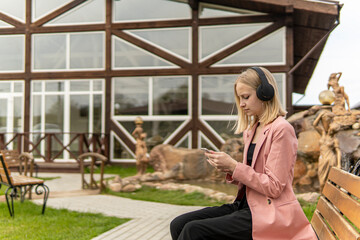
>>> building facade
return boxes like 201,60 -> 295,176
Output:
0,0 -> 340,163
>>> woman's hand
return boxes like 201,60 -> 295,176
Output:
205,151 -> 238,174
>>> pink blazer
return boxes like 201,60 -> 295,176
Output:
226,116 -> 317,240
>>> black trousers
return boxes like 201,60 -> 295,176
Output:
170,201 -> 252,240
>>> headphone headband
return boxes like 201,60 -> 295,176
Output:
250,67 -> 274,101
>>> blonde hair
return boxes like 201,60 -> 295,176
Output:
234,67 -> 287,133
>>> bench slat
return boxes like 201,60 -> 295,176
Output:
323,179 -> 360,230
317,194 -> 360,240
311,210 -> 337,240
12,175 -> 44,186
328,167 -> 360,199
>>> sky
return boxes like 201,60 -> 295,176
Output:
293,0 -> 360,108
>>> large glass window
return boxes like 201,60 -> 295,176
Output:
214,27 -> 286,66
201,75 -> 238,115
112,36 -> 176,69
113,76 -> 189,116
0,81 -> 24,150
32,0 -> 72,22
112,76 -> 191,161
113,0 -> 191,22
126,27 -> 192,62
199,23 -> 270,61
0,35 -> 25,72
113,77 -> 149,116
45,0 -> 105,26
33,32 -> 105,71
31,79 -> 105,160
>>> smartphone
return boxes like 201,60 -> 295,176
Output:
200,148 -> 212,153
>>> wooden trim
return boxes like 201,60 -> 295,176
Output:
286,14 -> 294,115
199,19 -> 285,68
167,121 -> 192,145
112,19 -> 192,30
104,0 -> 112,158
198,65 -> 289,75
111,69 -> 189,77
31,0 -> 88,27
197,120 -> 222,149
112,30 -> 191,69
0,12 -> 25,28
191,8 -> 199,148
198,14 -> 279,26
31,24 -> 106,34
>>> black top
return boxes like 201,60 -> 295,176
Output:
247,143 -> 256,166
238,143 -> 256,209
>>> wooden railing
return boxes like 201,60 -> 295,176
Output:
0,132 -> 108,163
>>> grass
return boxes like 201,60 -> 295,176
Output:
105,185 -> 226,206
298,198 -> 318,221
0,201 -> 130,240
85,165 -> 154,177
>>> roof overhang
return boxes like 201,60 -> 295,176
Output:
199,0 -> 342,94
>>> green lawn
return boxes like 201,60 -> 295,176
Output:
0,201 -> 130,240
105,185 -> 226,206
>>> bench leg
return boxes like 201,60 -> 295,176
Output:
4,187 -> 16,217
35,184 -> 50,214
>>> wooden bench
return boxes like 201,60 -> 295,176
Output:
1,150 -> 38,177
0,153 -> 49,217
311,167 -> 360,239
78,152 -> 107,193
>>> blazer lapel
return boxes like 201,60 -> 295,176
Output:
251,123 -> 272,167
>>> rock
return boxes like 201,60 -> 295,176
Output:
122,184 -> 137,192
148,144 -> 214,180
294,159 -> 307,179
297,130 -> 320,162
109,182 -> 122,192
299,175 -> 312,186
297,192 -> 320,203
335,129 -> 360,154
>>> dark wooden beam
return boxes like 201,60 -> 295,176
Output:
104,0 -> 112,158
0,12 -> 25,27
31,24 -> 106,33
199,19 -> 285,68
191,6 -> 199,148
198,14 -> 279,26
23,0 -> 32,152
197,120 -> 223,149
112,19 -> 192,30
197,65 -> 289,75
189,0 -> 199,10
112,30 -> 191,69
167,121 -> 192,145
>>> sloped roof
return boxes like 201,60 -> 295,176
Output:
200,0 -> 341,94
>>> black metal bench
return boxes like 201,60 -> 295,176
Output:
0,153 -> 49,217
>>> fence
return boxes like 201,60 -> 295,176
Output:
0,132 -> 108,163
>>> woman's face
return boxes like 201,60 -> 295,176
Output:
235,82 -> 264,118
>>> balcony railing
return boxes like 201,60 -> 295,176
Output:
0,132 -> 108,163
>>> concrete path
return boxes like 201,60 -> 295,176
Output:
31,173 -> 203,240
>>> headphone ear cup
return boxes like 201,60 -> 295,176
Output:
256,84 -> 274,101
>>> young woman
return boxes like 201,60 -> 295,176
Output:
170,67 -> 317,240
